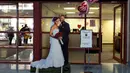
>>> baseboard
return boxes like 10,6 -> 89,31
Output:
102,43 -> 113,45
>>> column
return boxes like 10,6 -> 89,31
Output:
33,2 -> 42,61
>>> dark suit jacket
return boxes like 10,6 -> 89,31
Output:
59,21 -> 70,43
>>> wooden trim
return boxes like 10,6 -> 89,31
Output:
71,62 -> 100,65
33,2 -> 42,61
120,4 -> 123,63
113,4 -> 124,63
123,2 -> 127,64
113,4 -> 116,60
99,3 -> 102,53
0,16 -> 33,18
0,61 -> 30,64
42,47 -> 100,50
113,56 -> 121,63
42,32 -> 101,35
0,61 -> 100,64
0,46 -> 33,49
101,1 -> 127,4
102,43 -> 113,45
41,17 -> 100,19
0,31 -> 34,33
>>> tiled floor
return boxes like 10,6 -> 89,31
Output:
0,63 -> 129,73
0,44 -> 117,63
0,45 -> 127,73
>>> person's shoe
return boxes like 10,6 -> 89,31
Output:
63,63 -> 71,73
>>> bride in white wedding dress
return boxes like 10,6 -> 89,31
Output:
31,17 -> 64,71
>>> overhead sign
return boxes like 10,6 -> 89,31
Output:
80,30 -> 92,48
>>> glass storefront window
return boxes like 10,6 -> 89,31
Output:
0,49 -> 16,60
19,3 -> 33,17
41,18 -> 51,32
0,33 -> 17,45
0,4 -> 16,17
0,18 -> 33,32
19,18 -> 34,32
0,2 -> 33,63
18,49 -> 33,62
0,18 -> 17,31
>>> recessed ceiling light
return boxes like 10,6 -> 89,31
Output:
89,12 -> 94,14
90,7 -> 99,10
66,12 -> 75,14
64,7 -> 75,10
67,2 -> 70,4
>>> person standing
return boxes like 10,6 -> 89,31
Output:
7,26 -> 14,45
31,17 -> 64,72
59,15 -> 71,73
20,24 -> 30,45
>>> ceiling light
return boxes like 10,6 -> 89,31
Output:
67,2 -> 70,4
66,12 -> 75,14
89,12 -> 94,14
64,7 -> 75,10
90,7 -> 99,10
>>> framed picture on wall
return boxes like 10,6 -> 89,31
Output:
90,20 -> 95,27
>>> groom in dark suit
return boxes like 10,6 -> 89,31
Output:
59,15 -> 71,73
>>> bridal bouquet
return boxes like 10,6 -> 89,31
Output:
54,32 -> 62,38
54,32 -> 64,45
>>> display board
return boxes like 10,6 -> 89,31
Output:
80,30 -> 92,48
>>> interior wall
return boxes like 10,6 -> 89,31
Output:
102,20 -> 113,44
42,18 -> 123,44
42,19 -> 100,32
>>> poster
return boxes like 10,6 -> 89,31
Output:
80,30 -> 92,48
90,20 -> 95,27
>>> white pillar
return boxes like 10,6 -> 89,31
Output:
127,0 -> 130,64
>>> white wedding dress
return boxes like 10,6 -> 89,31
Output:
31,28 -> 64,69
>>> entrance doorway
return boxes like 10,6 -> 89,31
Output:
102,3 -> 127,64
41,2 -> 127,64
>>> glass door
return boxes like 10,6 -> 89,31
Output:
113,5 -> 123,63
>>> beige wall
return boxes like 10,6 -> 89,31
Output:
102,15 -> 121,44
42,19 -> 99,32
42,18 -> 122,44
102,20 -> 113,43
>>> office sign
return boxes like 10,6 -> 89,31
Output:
80,30 -> 92,48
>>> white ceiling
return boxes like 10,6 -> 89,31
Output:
42,2 -> 120,19
42,2 -> 99,17
0,2 -> 121,20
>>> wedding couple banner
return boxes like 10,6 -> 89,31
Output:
80,30 -> 92,48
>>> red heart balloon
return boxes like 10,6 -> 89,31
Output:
77,24 -> 81,29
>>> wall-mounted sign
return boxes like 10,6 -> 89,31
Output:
80,30 -> 92,48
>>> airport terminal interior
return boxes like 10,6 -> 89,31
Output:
0,1 -> 129,73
